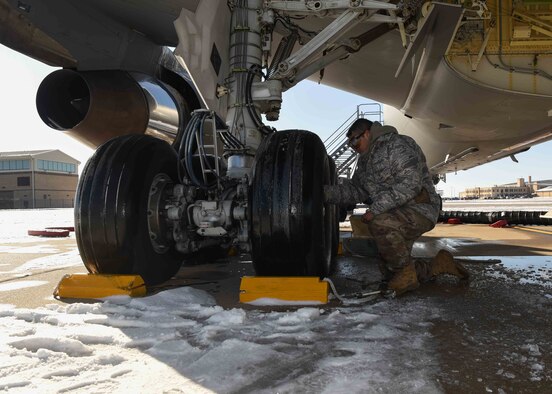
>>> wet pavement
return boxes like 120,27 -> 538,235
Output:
426,260 -> 551,393
0,237 -> 84,308
317,252 -> 552,393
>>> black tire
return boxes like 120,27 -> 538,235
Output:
75,135 -> 183,285
250,130 -> 332,277
328,156 -> 339,272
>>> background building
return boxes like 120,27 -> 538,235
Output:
536,186 -> 552,197
0,150 -> 80,209
459,177 -> 552,199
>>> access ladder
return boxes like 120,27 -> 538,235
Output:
324,103 -> 383,178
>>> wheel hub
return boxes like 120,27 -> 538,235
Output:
147,173 -> 174,253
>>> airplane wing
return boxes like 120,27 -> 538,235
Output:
0,0 -> 198,70
3,0 -> 551,175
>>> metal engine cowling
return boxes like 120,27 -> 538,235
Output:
36,69 -> 182,147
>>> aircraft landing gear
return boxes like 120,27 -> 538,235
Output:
250,130 -> 335,277
75,135 -> 185,285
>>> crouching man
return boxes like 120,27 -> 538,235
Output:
324,119 -> 469,296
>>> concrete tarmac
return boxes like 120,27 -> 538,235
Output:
0,237 -> 85,308
1,223 -> 551,392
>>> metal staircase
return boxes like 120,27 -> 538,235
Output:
323,103 -> 383,178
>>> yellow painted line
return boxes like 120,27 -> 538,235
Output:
511,226 -> 552,235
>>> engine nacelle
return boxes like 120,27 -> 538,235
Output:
36,69 -> 182,147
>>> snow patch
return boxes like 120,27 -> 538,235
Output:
0,280 -> 48,292
246,297 -> 325,306
0,209 -> 74,244
0,245 -> 60,254
522,343 -> 542,356
13,249 -> 82,273
205,308 -> 246,325
0,285 -> 446,393
8,337 -> 93,356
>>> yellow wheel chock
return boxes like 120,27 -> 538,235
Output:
54,274 -> 146,299
239,276 -> 329,304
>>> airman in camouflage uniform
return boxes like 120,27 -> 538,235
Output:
324,119 -> 469,295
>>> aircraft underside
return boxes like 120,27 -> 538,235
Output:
1,0 -> 552,283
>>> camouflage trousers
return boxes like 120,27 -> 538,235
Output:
367,206 -> 435,280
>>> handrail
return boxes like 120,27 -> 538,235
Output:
356,103 -> 383,120
324,103 -> 383,178
323,111 -> 357,146
324,103 -> 383,146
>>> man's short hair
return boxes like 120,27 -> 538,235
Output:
347,118 -> 373,137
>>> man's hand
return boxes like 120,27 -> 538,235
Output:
361,210 -> 374,223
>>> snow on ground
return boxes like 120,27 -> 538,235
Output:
0,280 -> 49,292
0,209 -> 81,277
0,209 -> 444,393
0,209 -> 75,244
5,249 -> 82,275
0,289 -> 444,393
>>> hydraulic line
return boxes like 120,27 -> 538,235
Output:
198,113 -> 223,187
245,65 -> 274,136
176,112 -> 200,184
176,110 -> 220,189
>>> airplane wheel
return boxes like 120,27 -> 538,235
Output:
328,156 -> 339,272
75,135 -> 183,285
250,130 -> 332,277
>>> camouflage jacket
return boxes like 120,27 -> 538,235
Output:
324,122 -> 441,224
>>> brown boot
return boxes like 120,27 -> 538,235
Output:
431,250 -> 470,280
387,262 -> 419,296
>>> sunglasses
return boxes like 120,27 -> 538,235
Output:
348,132 -> 364,147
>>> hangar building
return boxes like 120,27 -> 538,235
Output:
0,150 -> 80,209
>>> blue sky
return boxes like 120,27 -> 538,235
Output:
1,44 -> 551,197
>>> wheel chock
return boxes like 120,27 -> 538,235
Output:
53,274 -> 146,299
489,219 -> 509,228
239,277 -> 329,304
